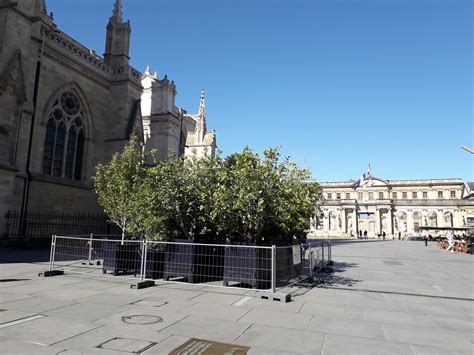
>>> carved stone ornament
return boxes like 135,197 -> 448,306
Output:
0,50 -> 27,103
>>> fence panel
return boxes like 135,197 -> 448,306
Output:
5,210 -> 120,239
48,236 -> 332,292
53,235 -> 142,280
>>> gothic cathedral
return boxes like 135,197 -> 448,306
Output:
0,0 -> 217,237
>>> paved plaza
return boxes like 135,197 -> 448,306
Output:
0,240 -> 472,354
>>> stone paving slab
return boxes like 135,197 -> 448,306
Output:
53,324 -> 169,352
308,316 -> 386,340
189,291 -> 243,305
0,309 -> 37,324
322,333 -> 415,354
412,344 -> 473,355
0,240 -> 472,353
236,324 -> 325,353
299,302 -> 364,320
178,301 -> 251,321
0,337 -> 65,354
0,292 -> 35,304
238,308 -> 312,330
362,308 -> 436,327
0,296 -> 77,313
95,308 -> 187,332
160,315 -> 251,343
43,302 -> 125,322
143,335 -> 190,354
383,323 -> 473,351
0,316 -> 100,346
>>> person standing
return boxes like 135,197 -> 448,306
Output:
382,231 -> 386,240
364,230 -> 368,239
424,235 -> 428,246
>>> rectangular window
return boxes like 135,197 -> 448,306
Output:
336,193 -> 341,199
438,191 -> 443,198
450,191 -> 456,198
346,193 -> 350,199
392,192 -> 397,199
378,192 -> 384,199
358,192 -> 363,200
423,192 -> 428,198
327,193 -> 332,199
369,192 -> 373,200
402,192 -> 407,199
412,191 -> 417,199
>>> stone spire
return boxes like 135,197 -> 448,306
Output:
112,0 -> 123,23
195,89 -> 206,144
198,89 -> 205,118
104,0 -> 131,67
40,0 -> 47,15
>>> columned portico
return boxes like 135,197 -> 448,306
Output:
310,177 -> 474,239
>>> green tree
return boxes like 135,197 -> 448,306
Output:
93,136 -> 152,243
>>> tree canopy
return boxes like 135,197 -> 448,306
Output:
94,140 -> 322,244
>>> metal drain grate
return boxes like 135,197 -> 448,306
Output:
121,315 -> 163,325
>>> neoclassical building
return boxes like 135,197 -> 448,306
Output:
0,0 -> 216,237
310,178 -> 474,239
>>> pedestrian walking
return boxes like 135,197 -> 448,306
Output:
364,230 -> 368,239
382,231 -> 386,240
424,235 -> 428,246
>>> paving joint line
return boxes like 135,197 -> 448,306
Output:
49,323 -> 105,347
318,286 -> 474,302
231,323 -> 253,344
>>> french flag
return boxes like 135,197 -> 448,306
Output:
353,164 -> 371,189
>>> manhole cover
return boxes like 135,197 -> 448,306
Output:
97,337 -> 157,353
383,260 -> 402,265
121,315 -> 163,325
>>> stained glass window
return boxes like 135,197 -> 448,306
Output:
41,91 -> 87,181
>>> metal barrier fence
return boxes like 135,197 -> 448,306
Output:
49,235 -> 332,293
5,210 -> 120,239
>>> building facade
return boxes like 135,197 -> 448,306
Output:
310,178 -> 474,239
0,0 -> 216,237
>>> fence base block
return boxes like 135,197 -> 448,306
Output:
257,291 -> 291,303
130,280 -> 155,289
39,270 -> 64,277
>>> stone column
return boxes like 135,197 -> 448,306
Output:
388,208 -> 394,238
407,211 -> 414,234
341,209 -> 347,234
437,211 -> 444,228
354,209 -> 359,236
375,209 -> 381,236
323,211 -> 329,231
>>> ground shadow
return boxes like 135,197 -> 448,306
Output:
321,260 -> 361,287
0,249 -> 50,263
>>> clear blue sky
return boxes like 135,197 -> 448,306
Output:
47,0 -> 473,182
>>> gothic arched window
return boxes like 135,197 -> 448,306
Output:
42,91 -> 87,181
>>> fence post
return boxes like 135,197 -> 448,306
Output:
49,234 -> 55,271
88,233 -> 93,265
328,242 -> 332,263
143,239 -> 148,281
321,245 -> 324,267
51,234 -> 57,270
271,245 -> 276,294
139,239 -> 147,281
